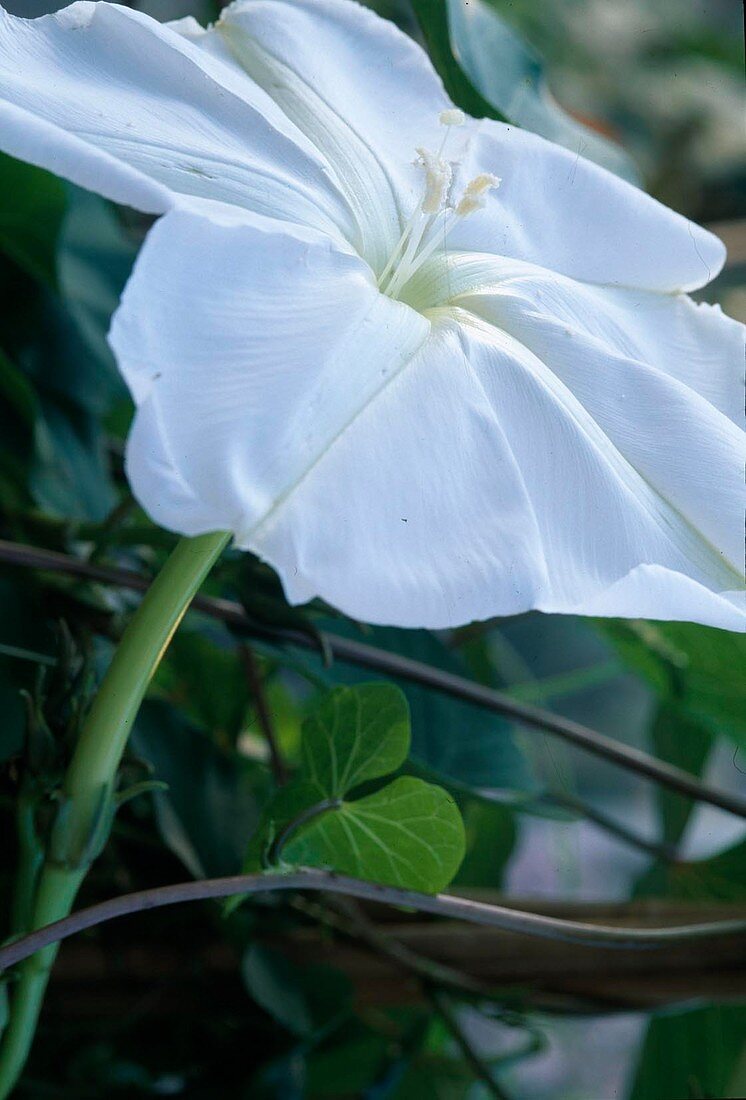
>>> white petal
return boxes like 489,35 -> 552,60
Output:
213,0 -> 459,270
112,207 -> 742,631
0,3 -> 356,238
407,251 -> 744,425
448,119 -> 725,292
464,311 -> 743,620
252,322 -> 548,627
436,255 -> 745,573
109,205 -> 429,544
573,566 -> 744,631
256,308 -> 743,630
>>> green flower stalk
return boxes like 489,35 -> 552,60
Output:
0,531 -> 229,1099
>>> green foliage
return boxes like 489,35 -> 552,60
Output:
301,682 -> 410,797
602,620 -> 746,749
455,798 -> 516,888
630,1004 -> 746,1100
300,623 -> 536,795
636,836 -> 746,903
0,350 -> 37,509
155,627 -> 252,743
246,683 -> 465,893
243,945 -> 352,1039
408,0 -> 502,120
283,775 -> 465,893
0,153 -> 66,285
651,702 -> 713,848
131,699 -> 268,878
411,0 -> 638,181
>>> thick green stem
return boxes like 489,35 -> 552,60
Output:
10,795 -> 45,936
0,531 -> 229,1098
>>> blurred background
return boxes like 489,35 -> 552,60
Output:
0,1 -> 744,1097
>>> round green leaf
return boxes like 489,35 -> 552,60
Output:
302,683 -> 410,799
283,776 -> 465,894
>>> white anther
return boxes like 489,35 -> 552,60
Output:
415,147 -> 452,215
455,173 -> 501,217
439,108 -> 466,127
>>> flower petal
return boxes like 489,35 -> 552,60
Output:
433,255 -> 744,575
252,320 -> 547,626
448,119 -> 725,292
254,307 -> 743,630
212,0 -> 459,270
408,250 -> 743,424
0,3 -> 356,239
108,205 -> 430,545
111,208 -> 742,631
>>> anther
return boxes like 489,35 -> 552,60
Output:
415,147 -> 452,215
439,108 -> 466,127
455,173 -> 501,217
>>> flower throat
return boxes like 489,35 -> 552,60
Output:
378,110 -> 500,300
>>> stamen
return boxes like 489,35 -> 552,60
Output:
378,114 -> 502,300
455,173 -> 501,217
439,108 -> 466,127
416,147 -> 452,215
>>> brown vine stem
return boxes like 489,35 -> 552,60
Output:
1,868 -> 745,974
238,643 -> 288,785
1,538 -> 745,819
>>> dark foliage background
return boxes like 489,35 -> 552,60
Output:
0,1 -> 744,1097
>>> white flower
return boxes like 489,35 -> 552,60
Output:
0,0 -> 743,631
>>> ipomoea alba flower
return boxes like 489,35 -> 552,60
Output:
1,0 -> 743,630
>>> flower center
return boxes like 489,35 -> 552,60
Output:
378,110 -> 500,302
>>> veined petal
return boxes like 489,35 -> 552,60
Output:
433,255 -> 744,575
449,310 -> 743,627
447,119 -> 725,293
252,319 -> 548,627
255,308 -> 743,630
212,0 -> 460,271
109,206 -> 430,546
111,208 -> 742,631
0,3 -> 356,239
406,250 -> 745,425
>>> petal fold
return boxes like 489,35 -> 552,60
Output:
213,0 -> 459,270
0,2 -> 356,238
110,206 -> 743,632
109,206 -> 430,548
438,254 -> 745,575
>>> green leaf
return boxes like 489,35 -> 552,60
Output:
601,620 -> 746,750
445,0 -> 639,181
242,945 -> 352,1039
0,348 -> 37,507
629,1004 -> 746,1100
55,190 -> 136,414
157,627 -> 252,743
454,798 -> 516,888
282,776 -> 465,894
300,624 -> 535,795
0,575 -> 53,764
411,0 -> 638,182
410,0 -> 503,120
651,702 -> 713,848
302,683 -> 410,798
636,837 -> 746,903
0,153 -> 67,285
244,684 -> 465,893
243,779 -> 322,873
131,699 -> 268,878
